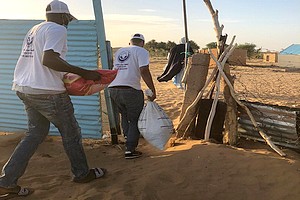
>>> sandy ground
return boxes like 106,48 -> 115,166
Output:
1,58 -> 300,200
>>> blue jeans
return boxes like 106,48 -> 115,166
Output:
0,92 -> 89,188
109,87 -> 144,151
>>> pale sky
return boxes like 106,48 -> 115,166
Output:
0,0 -> 299,51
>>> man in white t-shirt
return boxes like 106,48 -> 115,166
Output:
0,1 -> 106,198
109,33 -> 156,159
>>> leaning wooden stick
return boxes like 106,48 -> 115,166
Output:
176,66 -> 218,138
204,37 -> 236,140
209,52 -> 286,157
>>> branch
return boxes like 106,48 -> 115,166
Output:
203,0 -> 223,44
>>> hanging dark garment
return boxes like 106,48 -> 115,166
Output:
157,44 -> 194,82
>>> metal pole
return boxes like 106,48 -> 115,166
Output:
181,0 -> 190,85
182,0 -> 189,43
92,0 -> 119,144
92,0 -> 108,69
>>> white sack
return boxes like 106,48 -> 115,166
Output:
138,101 -> 174,150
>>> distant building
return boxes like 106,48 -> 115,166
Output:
199,48 -> 247,66
278,44 -> 300,68
263,52 -> 278,63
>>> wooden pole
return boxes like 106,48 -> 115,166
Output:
223,63 -> 238,145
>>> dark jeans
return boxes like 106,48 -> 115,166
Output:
109,87 -> 144,151
0,92 -> 89,188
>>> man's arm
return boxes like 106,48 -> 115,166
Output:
42,49 -> 101,81
140,65 -> 156,101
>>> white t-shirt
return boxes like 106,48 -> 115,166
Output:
109,45 -> 149,90
13,21 -> 68,92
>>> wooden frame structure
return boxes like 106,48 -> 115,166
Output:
175,0 -> 286,157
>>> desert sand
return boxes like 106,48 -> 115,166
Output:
1,59 -> 300,200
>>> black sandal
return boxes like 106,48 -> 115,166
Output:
73,168 -> 107,183
0,185 -> 33,199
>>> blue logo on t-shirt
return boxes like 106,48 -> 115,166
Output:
118,50 -> 130,62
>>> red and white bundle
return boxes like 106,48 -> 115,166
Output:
63,69 -> 118,96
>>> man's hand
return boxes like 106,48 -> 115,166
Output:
81,70 -> 101,81
147,92 -> 156,101
140,66 -> 156,101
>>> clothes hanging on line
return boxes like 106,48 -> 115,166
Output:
157,43 -> 193,82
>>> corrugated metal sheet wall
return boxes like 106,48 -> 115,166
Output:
238,101 -> 300,149
0,20 -> 102,138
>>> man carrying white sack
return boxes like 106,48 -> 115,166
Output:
108,33 -> 156,159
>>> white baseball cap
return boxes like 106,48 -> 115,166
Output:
131,33 -> 145,41
46,0 -> 77,21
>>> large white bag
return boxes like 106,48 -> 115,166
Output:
138,101 -> 174,150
